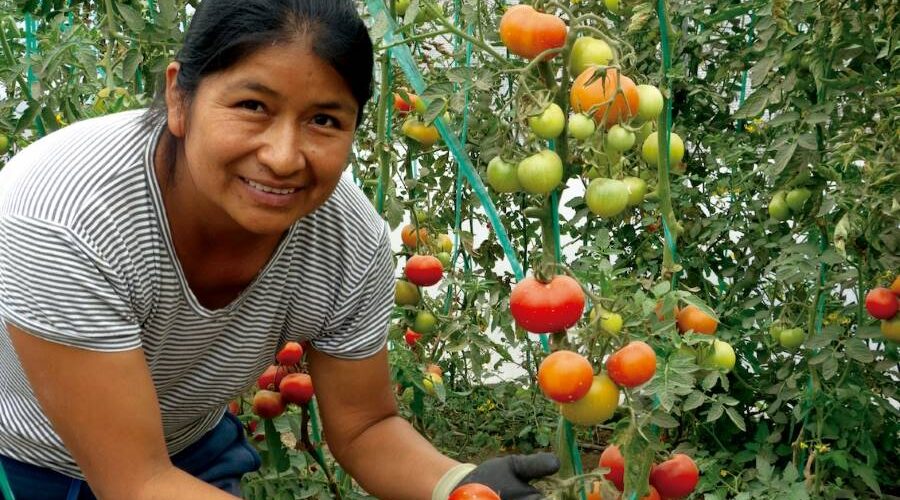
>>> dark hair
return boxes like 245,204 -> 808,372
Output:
143,0 -> 373,176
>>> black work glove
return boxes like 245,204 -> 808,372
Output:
455,453 -> 560,499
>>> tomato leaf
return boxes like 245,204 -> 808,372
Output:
263,418 -> 290,473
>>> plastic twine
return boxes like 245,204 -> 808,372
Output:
0,461 -> 15,500
365,0 -> 524,280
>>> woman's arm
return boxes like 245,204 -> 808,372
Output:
308,346 -> 459,499
8,324 -> 237,500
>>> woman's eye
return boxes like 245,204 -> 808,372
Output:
312,114 -> 338,127
238,100 -> 265,112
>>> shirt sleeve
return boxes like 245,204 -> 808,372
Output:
310,224 -> 395,359
0,215 -> 142,351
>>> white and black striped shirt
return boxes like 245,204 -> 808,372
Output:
0,110 -> 394,478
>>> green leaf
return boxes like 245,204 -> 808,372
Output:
263,418 -> 290,473
734,87 -> 771,119
706,402 -> 724,422
14,101 -> 41,135
650,411 -> 680,429
725,407 -> 746,431
844,339 -> 875,363
771,138 -> 798,176
117,3 -> 146,33
849,461 -> 882,496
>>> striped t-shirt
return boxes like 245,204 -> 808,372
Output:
0,110 -> 395,478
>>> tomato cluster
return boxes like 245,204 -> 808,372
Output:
251,341 -> 315,420
594,445 -> 699,500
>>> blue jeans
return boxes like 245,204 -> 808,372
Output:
0,412 -> 261,499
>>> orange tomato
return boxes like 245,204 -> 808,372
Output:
676,305 -> 719,335
537,350 -> 594,403
606,341 -> 657,388
401,224 -> 429,248
570,68 -> 640,128
498,5 -> 567,60
891,275 -> 900,296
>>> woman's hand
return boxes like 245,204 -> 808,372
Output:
453,453 -> 560,499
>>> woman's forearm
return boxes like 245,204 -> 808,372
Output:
330,415 -> 460,500
134,466 -> 240,500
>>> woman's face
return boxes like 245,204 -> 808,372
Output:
164,36 -> 359,236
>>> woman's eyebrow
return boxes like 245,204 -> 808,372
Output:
229,80 -> 281,97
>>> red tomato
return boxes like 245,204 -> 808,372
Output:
537,350 -> 594,403
509,275 -> 585,334
649,454 -> 699,499
404,328 -> 422,346
599,444 -> 625,490
606,341 -> 657,388
393,92 -> 422,114
448,483 -> 500,500
405,255 -> 443,286
498,5 -> 567,60
257,364 -> 291,390
251,390 -> 285,419
865,287 -> 898,320
279,373 -> 314,405
276,341 -> 303,366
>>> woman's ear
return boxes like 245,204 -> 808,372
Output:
164,62 -> 186,138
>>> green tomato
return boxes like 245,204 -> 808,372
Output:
517,150 -> 563,195
641,131 -> 684,166
636,84 -> 664,122
600,311 -> 623,335
0,135 -> 9,154
769,324 -> 784,343
569,37 -> 614,76
768,192 -> 791,221
567,113 -> 596,140
779,327 -> 805,349
605,125 -> 635,152
699,340 -> 736,372
528,103 -> 565,139
586,178 -> 629,218
395,0 -> 410,14
436,252 -> 452,269
413,310 -> 437,334
604,0 -> 622,14
622,176 -> 647,207
785,188 -> 811,212
486,156 -> 521,193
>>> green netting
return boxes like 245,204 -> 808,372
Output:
0,459 -> 15,500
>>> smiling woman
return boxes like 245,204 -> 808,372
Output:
0,1 -> 560,499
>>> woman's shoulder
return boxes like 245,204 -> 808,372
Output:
303,174 -> 389,249
0,110 -> 155,225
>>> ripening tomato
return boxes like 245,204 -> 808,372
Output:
498,5 -> 567,60
395,279 -> 421,306
279,373 -> 314,405
538,350 -> 594,403
676,305 -> 718,335
510,275 -> 585,334
697,339 -> 736,372
425,363 -> 443,377
649,454 -> 699,499
891,276 -> 900,296
570,68 -> 639,128
882,317 -> 900,342
599,444 -> 625,490
606,341 -> 657,388
401,223 -> 429,248
276,341 -> 303,366
865,287 -> 898,320
405,255 -> 443,286
252,390 -> 285,419
436,233 -> 454,253
448,483 -> 501,500
413,310 -> 438,334
393,92 -> 424,115
401,118 -> 440,146
560,374 -> 619,426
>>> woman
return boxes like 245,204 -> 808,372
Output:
0,0 -> 558,499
